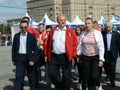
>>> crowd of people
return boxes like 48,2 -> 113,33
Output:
12,14 -> 120,90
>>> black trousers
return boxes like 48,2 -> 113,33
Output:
36,49 -> 45,82
76,58 -> 87,90
38,49 -> 45,67
81,54 -> 100,90
13,55 -> 37,90
104,51 -> 117,85
48,53 -> 72,90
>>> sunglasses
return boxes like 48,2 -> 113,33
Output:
20,27 -> 27,29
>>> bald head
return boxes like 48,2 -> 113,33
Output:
57,14 -> 66,21
57,14 -> 66,29
106,22 -> 112,32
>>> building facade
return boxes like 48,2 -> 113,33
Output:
7,19 -> 21,26
27,0 -> 120,22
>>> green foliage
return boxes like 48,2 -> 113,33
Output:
0,24 -> 11,34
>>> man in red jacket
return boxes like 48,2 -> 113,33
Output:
47,14 -> 78,90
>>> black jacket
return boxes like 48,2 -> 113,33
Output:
102,30 -> 120,60
12,32 -> 38,62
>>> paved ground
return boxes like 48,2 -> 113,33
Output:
0,46 -> 120,90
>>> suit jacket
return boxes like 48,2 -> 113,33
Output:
47,26 -> 78,62
102,30 -> 120,60
12,32 -> 38,63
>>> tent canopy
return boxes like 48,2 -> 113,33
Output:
39,13 -> 57,26
110,16 -> 120,26
72,15 -> 84,25
98,16 -> 106,25
12,12 -> 120,29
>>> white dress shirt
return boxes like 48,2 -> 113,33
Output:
52,26 -> 66,54
107,31 -> 112,51
19,32 -> 27,54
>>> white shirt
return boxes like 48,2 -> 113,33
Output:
52,26 -> 66,54
19,32 -> 27,54
107,31 -> 112,51
39,33 -> 43,50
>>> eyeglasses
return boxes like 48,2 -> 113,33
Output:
20,27 -> 27,29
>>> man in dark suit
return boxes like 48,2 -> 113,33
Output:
12,20 -> 38,90
102,22 -> 120,87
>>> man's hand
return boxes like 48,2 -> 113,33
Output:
45,56 -> 47,62
39,40 -> 43,45
98,60 -> 103,67
29,61 -> 35,66
76,57 -> 82,63
76,57 -> 80,63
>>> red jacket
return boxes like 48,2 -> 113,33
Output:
47,26 -> 78,62
43,37 -> 48,56
40,30 -> 47,41
27,26 -> 39,39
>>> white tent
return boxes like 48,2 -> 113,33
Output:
29,18 -> 39,28
110,16 -> 118,23
98,16 -> 106,24
110,16 -> 120,25
30,20 -> 38,28
66,20 -> 71,25
72,15 -> 85,25
25,12 -> 30,18
11,24 -> 20,42
39,13 -> 57,26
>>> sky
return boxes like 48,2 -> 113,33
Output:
0,0 -> 27,24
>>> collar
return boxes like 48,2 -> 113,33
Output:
56,26 -> 66,31
107,30 -> 112,34
20,32 -> 27,36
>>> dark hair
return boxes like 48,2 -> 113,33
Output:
76,25 -> 84,30
93,21 -> 98,24
38,23 -> 44,27
75,25 -> 84,34
22,16 -> 30,22
46,25 -> 52,30
85,17 -> 93,23
20,20 -> 29,27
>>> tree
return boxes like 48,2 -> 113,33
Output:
0,24 -> 11,34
